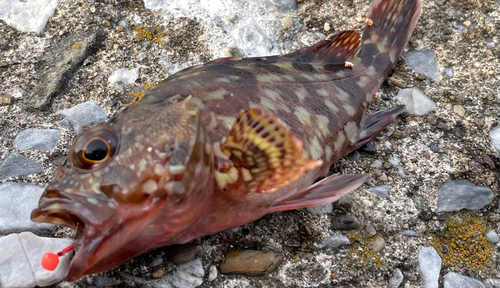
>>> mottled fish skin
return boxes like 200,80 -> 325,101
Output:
31,0 -> 422,281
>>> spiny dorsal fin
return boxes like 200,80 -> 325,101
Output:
291,30 -> 361,65
215,109 -> 322,194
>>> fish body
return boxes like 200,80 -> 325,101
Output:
31,0 -> 421,281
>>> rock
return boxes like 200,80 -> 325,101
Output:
207,265 -> 217,282
94,276 -> 114,287
453,105 -> 465,117
57,101 -> 108,134
430,145 -> 439,153
347,151 -> 361,161
13,129 -> 61,151
437,179 -> 494,212
490,126 -> 500,151
388,156 -> 400,166
486,230 -> 500,243
369,236 -> 385,253
108,68 -> 139,85
360,142 -> 377,154
1,93 -> 13,105
418,246 -> 441,288
0,232 -> 73,288
443,67 -> 454,78
389,268 -> 403,288
0,0 -> 58,34
306,203 -> 333,215
0,182 -> 52,233
366,223 -> 376,235
150,258 -> 204,288
396,87 -> 436,116
367,185 -> 392,198
483,278 -> 500,288
0,152 -> 43,180
331,215 -> 360,230
405,50 -> 440,82
25,29 -> 106,110
443,272 -> 485,288
371,160 -> 383,168
219,250 -> 283,276
317,235 -> 350,248
165,243 -> 197,264
400,230 -> 421,237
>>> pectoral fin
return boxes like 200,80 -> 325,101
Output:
267,173 -> 370,213
215,108 -> 322,194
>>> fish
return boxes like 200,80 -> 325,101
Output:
31,0 -> 422,281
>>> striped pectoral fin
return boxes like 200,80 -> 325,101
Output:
215,108 -> 322,194
267,173 -> 370,213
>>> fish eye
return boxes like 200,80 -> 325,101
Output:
72,127 -> 118,169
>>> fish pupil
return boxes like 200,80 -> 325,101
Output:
85,139 -> 108,161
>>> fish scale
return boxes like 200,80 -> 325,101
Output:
31,0 -> 422,281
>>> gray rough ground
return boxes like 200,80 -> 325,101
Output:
0,0 -> 499,287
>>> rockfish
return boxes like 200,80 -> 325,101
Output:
31,0 -> 421,281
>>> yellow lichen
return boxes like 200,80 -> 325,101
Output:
128,84 -> 154,105
347,233 -> 385,267
431,213 -> 493,270
133,25 -> 164,44
71,43 -> 82,50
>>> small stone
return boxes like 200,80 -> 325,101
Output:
222,46 -> 245,58
57,101 -> 108,134
371,160 -> 382,168
334,196 -> 353,212
489,126 -> 500,151
331,215 -> 360,230
389,268 -> 403,288
388,156 -> 400,166
324,22 -> 331,31
388,76 -> 407,88
360,142 -> 377,154
94,275 -> 114,287
219,250 -> 283,276
444,272 -> 484,288
430,145 -> 439,153
396,87 -> 436,116
347,151 -> 361,161
102,19 -> 111,27
463,20 -> 471,27
453,105 -> 465,117
379,173 -> 388,181
282,17 -> 293,29
367,185 -> 392,198
0,153 -> 43,180
207,265 -> 217,281
402,223 -> 409,229
416,73 -> 427,80
400,230 -> 421,237
318,235 -> 350,248
1,93 -> 13,105
366,223 -> 376,235
369,236 -> 385,253
418,246 -> 442,288
483,278 -> 500,288
437,179 -> 494,212
443,67 -> 454,78
165,243 -> 197,264
406,50 -> 440,82
384,162 -> 393,169
108,68 -> 139,85
14,129 -> 61,151
306,203 -> 332,215
486,230 -> 500,243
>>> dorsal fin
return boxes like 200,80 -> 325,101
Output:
215,109 -> 322,194
292,30 -> 361,65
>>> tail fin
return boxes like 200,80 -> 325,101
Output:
359,0 -> 422,75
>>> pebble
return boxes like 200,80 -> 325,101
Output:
360,142 -> 377,154
443,67 -> 454,78
283,17 -> 292,29
108,68 -> 139,85
1,93 -> 13,105
418,246 -> 442,288
369,236 -> 385,253
430,145 -> 439,153
489,126 -> 500,151
347,151 -> 361,161
371,160 -> 382,168
306,203 -> 332,215
152,258 -> 204,288
0,152 -> 43,180
367,185 -> 392,198
388,156 -> 400,166
437,179 -> 494,212
0,0 -> 58,34
317,235 -> 350,248
486,230 -> 500,243
365,223 -> 376,235
57,101 -> 108,134
219,250 -> 283,276
400,230 -> 421,237
324,22 -> 330,31
165,243 -> 197,264
483,278 -> 500,288
396,87 -> 436,116
331,215 -> 360,230
389,268 -> 403,288
14,129 -> 61,152
207,265 -> 218,282
0,232 -> 73,288
405,50 -> 440,82
0,182 -> 52,233
443,272 -> 485,288
453,105 -> 465,117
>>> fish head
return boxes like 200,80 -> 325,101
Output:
31,97 -> 214,281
